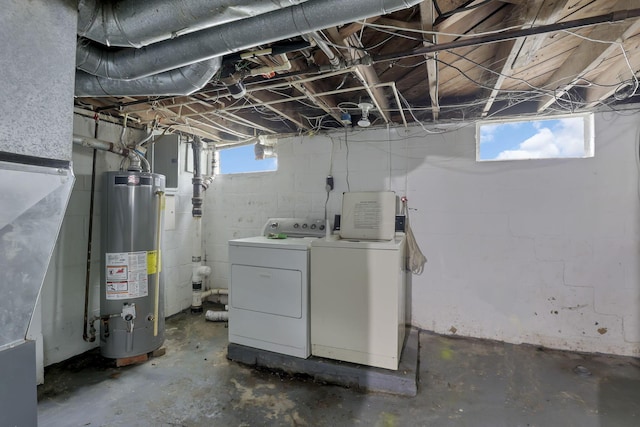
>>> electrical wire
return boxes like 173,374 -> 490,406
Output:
561,29 -> 639,99
433,0 -> 495,22
345,128 -> 350,192
358,20 -> 526,39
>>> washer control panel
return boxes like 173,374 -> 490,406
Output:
263,218 -> 326,237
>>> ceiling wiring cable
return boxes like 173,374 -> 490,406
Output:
359,19 -> 526,39
401,196 -> 426,275
314,38 -> 367,52
396,90 -> 438,134
560,29 -> 639,100
444,50 -> 556,94
432,0 -> 495,22
345,128 -> 351,192
324,138 -> 335,220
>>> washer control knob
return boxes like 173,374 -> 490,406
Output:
302,223 -> 308,229
270,222 -> 278,229
310,224 -> 317,229
319,224 -> 325,230
293,223 -> 299,228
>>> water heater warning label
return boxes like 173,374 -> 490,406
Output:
106,251 -> 149,300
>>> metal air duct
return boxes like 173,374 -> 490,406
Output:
75,58 -> 221,97
75,0 -> 423,81
78,0 -> 311,48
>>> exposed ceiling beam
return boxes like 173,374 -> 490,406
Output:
375,17 -> 422,32
538,0 -> 640,111
207,109 -> 278,135
292,81 -> 345,126
435,0 -> 504,44
481,1 -> 545,117
511,0 -> 570,69
339,16 -> 382,39
420,1 -> 440,120
373,9 -> 640,63
582,35 -> 640,107
246,92 -> 309,132
325,27 -> 391,123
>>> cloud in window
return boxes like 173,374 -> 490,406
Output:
495,118 -> 585,160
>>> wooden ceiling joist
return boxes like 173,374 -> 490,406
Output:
245,92 -> 308,132
420,1 -> 440,120
538,0 -> 640,112
511,0 -> 570,69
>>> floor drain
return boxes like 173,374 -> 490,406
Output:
573,365 -> 592,377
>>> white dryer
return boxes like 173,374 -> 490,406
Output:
228,218 -> 325,358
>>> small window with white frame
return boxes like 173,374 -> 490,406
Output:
217,141 -> 277,174
477,114 -> 594,161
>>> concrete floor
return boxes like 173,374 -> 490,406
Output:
38,305 -> 640,427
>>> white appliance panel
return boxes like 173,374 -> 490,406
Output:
310,235 -> 406,370
229,236 -> 316,250
229,219 -> 319,359
229,245 -> 307,269
340,191 -> 396,240
231,265 -> 302,318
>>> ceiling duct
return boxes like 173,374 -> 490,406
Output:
77,0 -> 311,48
75,0 -> 423,81
75,58 -> 221,97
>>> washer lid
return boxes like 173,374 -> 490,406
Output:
311,234 -> 405,250
229,236 -> 317,250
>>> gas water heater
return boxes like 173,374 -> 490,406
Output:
100,171 -> 165,359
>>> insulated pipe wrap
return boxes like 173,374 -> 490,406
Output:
77,0 -> 312,48
74,58 -> 221,97
76,0 -> 423,80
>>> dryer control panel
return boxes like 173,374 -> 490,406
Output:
262,218 -> 326,238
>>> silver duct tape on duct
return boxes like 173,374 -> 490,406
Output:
78,0 -> 311,48
75,0 -> 423,81
0,160 -> 74,349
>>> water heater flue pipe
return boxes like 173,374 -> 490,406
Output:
190,136 -> 212,312
73,134 -> 130,157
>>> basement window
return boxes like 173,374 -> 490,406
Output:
218,143 -> 277,174
477,114 -> 594,161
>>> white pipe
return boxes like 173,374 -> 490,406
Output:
191,216 -> 213,311
306,31 -> 341,67
205,310 -> 229,322
248,54 -> 292,76
72,134 -> 130,156
153,191 -> 165,336
201,288 -> 229,298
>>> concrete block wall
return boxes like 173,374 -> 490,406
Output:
162,140 -> 201,316
204,111 -> 640,356
41,116 -> 197,366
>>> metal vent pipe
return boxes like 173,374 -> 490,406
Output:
76,0 -> 422,81
78,0 -> 311,48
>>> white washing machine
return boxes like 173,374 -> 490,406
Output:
228,218 -> 325,358
310,233 -> 406,370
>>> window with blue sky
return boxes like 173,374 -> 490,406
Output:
218,143 -> 277,174
477,114 -> 594,161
